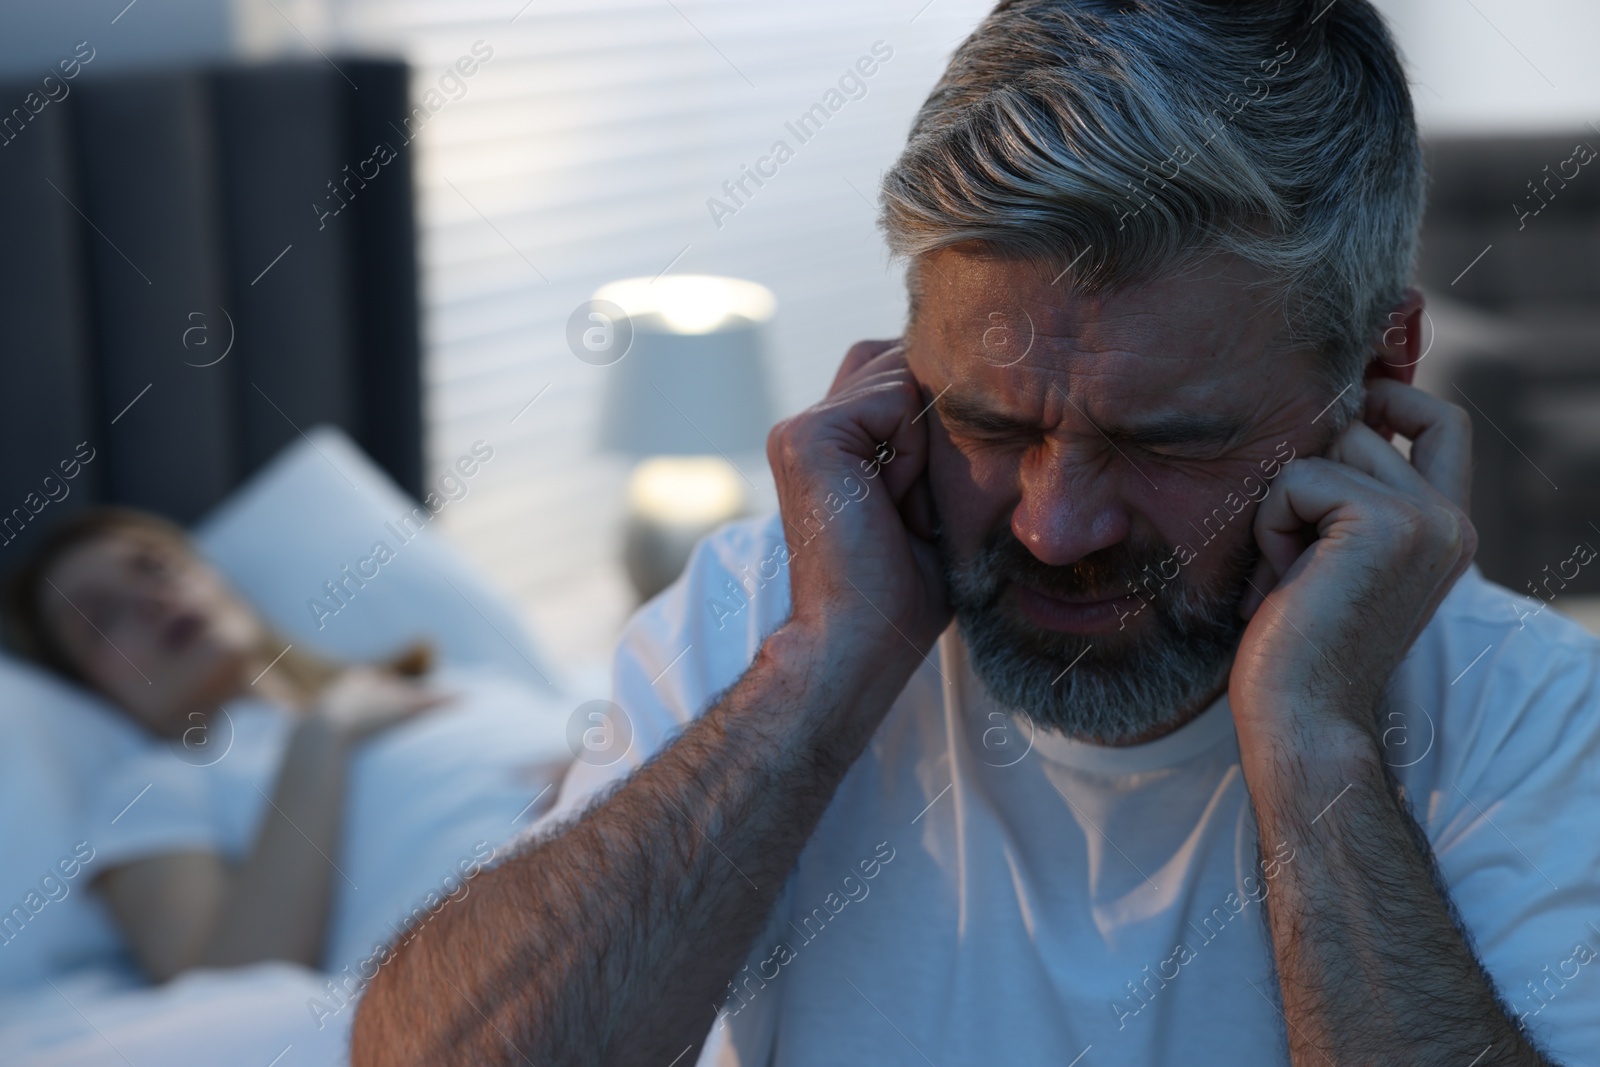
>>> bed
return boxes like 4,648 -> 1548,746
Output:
0,426 -> 580,1066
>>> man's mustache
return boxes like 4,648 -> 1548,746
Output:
956,526 -> 1175,603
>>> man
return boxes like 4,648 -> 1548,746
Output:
354,1 -> 1600,1064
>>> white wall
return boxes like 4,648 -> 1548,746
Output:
1375,0 -> 1600,134
322,0 -> 999,671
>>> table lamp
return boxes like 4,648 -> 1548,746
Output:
593,274 -> 777,601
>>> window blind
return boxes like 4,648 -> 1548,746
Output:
324,0 -> 995,666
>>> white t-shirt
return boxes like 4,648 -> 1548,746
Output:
530,513 -> 1600,1066
91,664 -> 572,975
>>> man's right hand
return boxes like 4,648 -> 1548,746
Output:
766,339 -> 951,676
353,340 -> 953,1067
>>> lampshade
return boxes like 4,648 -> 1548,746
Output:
593,274 -> 777,457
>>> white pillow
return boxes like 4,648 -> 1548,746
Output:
193,425 -> 562,695
0,655 -> 141,995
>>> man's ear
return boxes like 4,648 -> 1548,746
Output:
1369,287 -> 1424,387
1363,287 -> 1424,441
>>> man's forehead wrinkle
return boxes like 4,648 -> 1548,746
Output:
911,250 -> 1305,428
936,356 -> 1251,443
1027,327 -> 1222,370
929,319 -> 1240,419
919,247 -> 1278,327
929,293 -> 1259,367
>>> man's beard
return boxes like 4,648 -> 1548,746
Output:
941,524 -> 1256,745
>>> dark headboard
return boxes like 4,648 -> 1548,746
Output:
0,57 -> 422,567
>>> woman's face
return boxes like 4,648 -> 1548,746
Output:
41,528 -> 265,734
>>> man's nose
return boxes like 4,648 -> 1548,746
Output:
1010,447 -> 1131,567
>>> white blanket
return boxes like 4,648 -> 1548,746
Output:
5,965 -> 350,1067
1,662 -> 574,1067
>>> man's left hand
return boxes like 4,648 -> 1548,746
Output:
1229,379 -> 1477,753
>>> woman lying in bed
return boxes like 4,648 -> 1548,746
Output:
2,507 -> 568,984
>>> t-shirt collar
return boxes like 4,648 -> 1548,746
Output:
1025,691 -> 1236,773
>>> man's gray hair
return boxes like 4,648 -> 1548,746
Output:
879,0 -> 1424,418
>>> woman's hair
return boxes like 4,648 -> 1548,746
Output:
879,0 -> 1424,429
2,506 -> 431,696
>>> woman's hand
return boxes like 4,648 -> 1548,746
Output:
312,667 -> 452,743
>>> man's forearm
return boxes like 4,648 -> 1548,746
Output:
1241,715 -> 1553,1066
351,620 -> 916,1067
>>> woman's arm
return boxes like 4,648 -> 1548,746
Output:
97,670 -> 443,982
98,713 -> 352,981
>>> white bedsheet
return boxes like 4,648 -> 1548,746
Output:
4,964 -> 350,1067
